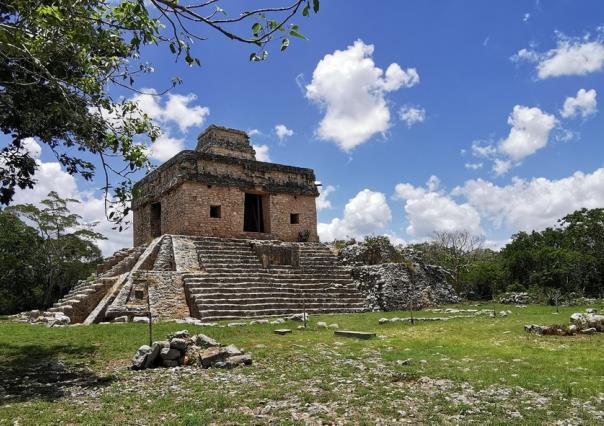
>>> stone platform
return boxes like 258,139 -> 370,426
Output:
38,235 -> 366,324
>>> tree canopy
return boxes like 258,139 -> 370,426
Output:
0,0 -> 319,225
1,191 -> 105,313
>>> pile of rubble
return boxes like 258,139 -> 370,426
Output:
10,310 -> 71,327
336,238 -> 459,311
524,309 -> 603,336
497,292 -> 534,305
132,330 -> 252,370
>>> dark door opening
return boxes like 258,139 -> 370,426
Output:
244,193 -> 264,232
150,202 -> 161,238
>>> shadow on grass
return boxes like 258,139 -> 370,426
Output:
0,343 -> 114,404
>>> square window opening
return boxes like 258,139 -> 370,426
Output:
210,205 -> 221,218
290,213 -> 300,224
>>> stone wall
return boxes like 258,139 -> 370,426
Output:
134,182 -> 318,245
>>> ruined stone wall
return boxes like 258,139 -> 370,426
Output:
134,206 -> 150,247
164,182 -> 245,238
269,194 -> 318,242
135,182 -> 318,243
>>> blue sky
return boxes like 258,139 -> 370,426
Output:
9,0 -> 604,254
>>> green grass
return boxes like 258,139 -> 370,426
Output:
0,304 -> 603,425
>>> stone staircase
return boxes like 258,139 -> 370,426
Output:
182,237 -> 365,321
48,277 -> 115,323
99,245 -> 148,277
47,244 -> 148,323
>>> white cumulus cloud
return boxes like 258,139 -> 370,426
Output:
498,105 -> 557,162
512,33 -> 604,79
468,105 -> 556,176
393,176 -> 482,238
560,88 -> 598,119
131,89 -> 210,133
274,124 -> 294,141
148,133 -> 185,162
316,184 -> 335,211
305,40 -> 419,151
318,189 -> 391,241
252,144 -> 271,162
398,105 -> 426,127
455,168 -> 604,232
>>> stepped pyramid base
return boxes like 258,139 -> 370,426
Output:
19,235 -> 367,324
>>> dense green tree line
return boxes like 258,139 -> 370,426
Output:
0,192 -> 104,314
413,208 -> 604,300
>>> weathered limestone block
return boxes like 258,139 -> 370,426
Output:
132,345 -> 152,370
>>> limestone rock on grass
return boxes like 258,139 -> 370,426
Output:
131,332 -> 252,370
144,343 -> 162,369
160,348 -> 181,361
132,345 -> 152,370
220,354 -> 253,368
199,347 -> 227,368
223,344 -> 243,357
192,334 -> 220,348
170,338 -> 187,351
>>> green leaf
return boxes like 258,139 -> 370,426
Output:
252,22 -> 262,35
313,0 -> 320,13
302,3 -> 310,16
289,30 -> 306,39
280,38 -> 290,51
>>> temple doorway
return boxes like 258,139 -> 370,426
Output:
243,193 -> 265,232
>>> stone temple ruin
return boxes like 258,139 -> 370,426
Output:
43,125 -> 366,324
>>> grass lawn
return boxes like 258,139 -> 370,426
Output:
0,303 -> 603,425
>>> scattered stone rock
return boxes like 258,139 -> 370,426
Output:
132,316 -> 150,324
192,334 -> 220,348
199,347 -> 227,368
223,344 -> 243,356
227,322 -> 246,327
316,321 -> 328,329
286,313 -> 309,322
160,348 -> 181,361
498,292 -> 534,305
274,329 -> 292,335
570,313 -> 604,331
144,343 -> 162,369
580,327 -> 597,335
328,323 -> 339,329
131,331 -> 250,370
220,353 -> 252,368
250,319 -> 269,325
270,318 -> 285,325
169,338 -> 187,351
113,315 -> 129,323
172,330 -> 189,339
132,345 -> 152,370
586,308 -> 597,314
378,318 -> 389,325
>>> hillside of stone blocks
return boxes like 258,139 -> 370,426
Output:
17,235 -> 459,326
